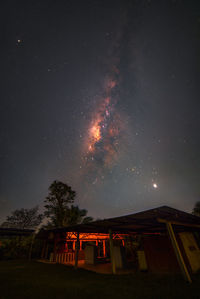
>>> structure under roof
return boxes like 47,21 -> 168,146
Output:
0,228 -> 34,236
45,206 -> 200,235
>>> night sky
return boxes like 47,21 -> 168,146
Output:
1,0 -> 200,221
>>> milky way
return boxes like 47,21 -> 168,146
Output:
1,1 -> 200,221
80,9 -> 130,185
83,79 -> 124,168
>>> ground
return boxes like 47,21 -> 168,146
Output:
0,260 -> 200,299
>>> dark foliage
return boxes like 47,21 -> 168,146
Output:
1,206 -> 43,229
65,205 -> 93,226
44,180 -> 93,227
44,180 -> 76,227
0,236 -> 42,260
192,201 -> 200,216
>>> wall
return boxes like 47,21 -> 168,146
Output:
143,234 -> 180,273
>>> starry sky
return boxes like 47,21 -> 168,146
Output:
1,0 -> 200,221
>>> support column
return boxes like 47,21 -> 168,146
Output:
73,241 -> 76,251
103,240 -> 106,257
53,236 -> 57,262
74,232 -> 80,269
167,222 -> 192,283
109,229 -> 116,274
41,240 -> 46,259
28,233 -> 35,260
45,243 -> 49,259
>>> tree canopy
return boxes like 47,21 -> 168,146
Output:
44,180 -> 76,227
1,206 -> 43,229
192,201 -> 200,216
64,205 -> 93,226
44,180 -> 93,227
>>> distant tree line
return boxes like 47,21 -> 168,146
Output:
2,181 -> 200,230
1,180 -> 200,260
192,201 -> 200,217
1,206 -> 43,229
1,180 -> 93,230
0,181 -> 93,260
1,180 -> 200,230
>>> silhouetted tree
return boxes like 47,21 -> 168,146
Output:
192,201 -> 200,216
1,206 -> 43,229
44,180 -> 76,227
64,205 -> 93,226
44,180 -> 93,227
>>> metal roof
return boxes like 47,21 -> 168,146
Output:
0,228 -> 34,236
42,206 -> 200,235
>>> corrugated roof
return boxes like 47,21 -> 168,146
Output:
41,206 -> 200,235
0,228 -> 34,236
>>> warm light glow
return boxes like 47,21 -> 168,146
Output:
90,124 -> 101,142
82,75 -> 124,169
153,183 -> 158,189
65,232 -> 128,241
87,118 -> 102,152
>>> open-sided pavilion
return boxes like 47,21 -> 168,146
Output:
39,206 -> 200,282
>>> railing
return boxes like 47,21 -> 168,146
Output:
54,252 -> 75,264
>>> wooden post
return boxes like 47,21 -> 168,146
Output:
103,240 -> 106,257
167,222 -> 192,283
73,241 -> 76,251
53,236 -> 57,262
74,232 -> 80,269
28,233 -> 35,261
80,240 -> 82,251
41,240 -> 46,259
109,229 -> 116,274
45,243 -> 49,259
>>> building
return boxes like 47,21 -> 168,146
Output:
0,228 -> 34,238
39,206 -> 200,282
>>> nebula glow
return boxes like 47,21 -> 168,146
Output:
82,75 -> 125,174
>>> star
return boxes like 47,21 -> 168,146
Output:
153,183 -> 158,189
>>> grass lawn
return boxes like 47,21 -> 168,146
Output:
0,260 -> 200,299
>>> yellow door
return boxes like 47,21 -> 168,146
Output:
179,232 -> 200,273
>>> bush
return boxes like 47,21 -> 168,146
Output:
0,236 -> 42,260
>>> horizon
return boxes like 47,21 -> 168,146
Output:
1,0 -> 200,221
